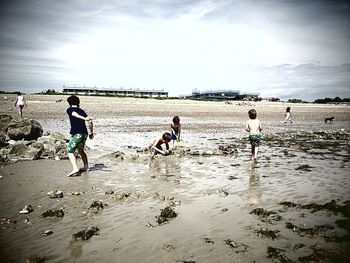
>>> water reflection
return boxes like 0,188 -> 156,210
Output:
149,157 -> 181,178
89,163 -> 111,172
69,239 -> 83,259
247,160 -> 262,204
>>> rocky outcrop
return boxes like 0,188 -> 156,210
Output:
8,142 -> 43,161
0,115 -> 12,132
0,115 -> 68,164
0,131 -> 6,145
7,118 -> 43,140
37,132 -> 68,159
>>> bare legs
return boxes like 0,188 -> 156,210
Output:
18,107 -> 23,118
251,146 -> 259,160
67,149 -> 89,176
78,148 -> 89,171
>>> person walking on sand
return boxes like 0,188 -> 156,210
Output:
245,109 -> 262,160
14,92 -> 26,118
170,116 -> 181,147
66,95 -> 94,177
284,106 -> 293,123
149,132 -> 172,158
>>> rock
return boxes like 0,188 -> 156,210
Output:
156,216 -> 168,225
73,226 -> 99,240
109,151 -> 125,161
68,191 -> 84,196
24,218 -> 32,225
7,118 -> 43,141
89,201 -> 104,210
295,164 -> 313,172
42,209 -> 64,218
0,131 -> 7,145
0,114 -> 12,132
0,217 -> 17,225
160,206 -> 177,218
156,206 -> 177,225
56,149 -> 68,160
219,144 -> 238,155
224,239 -> 238,248
249,208 -> 276,218
25,256 -> 46,263
20,205 -> 34,214
37,132 -> 68,159
204,238 -> 215,244
105,190 -> 114,195
40,230 -> 53,236
47,190 -> 64,198
255,228 -> 280,240
8,142 -> 43,161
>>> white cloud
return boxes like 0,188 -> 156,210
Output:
0,0 -> 349,99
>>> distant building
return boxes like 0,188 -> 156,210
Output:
187,89 -> 259,100
62,86 -> 168,98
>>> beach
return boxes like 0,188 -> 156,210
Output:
0,95 -> 350,262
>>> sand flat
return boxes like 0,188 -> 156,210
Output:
0,95 -> 349,262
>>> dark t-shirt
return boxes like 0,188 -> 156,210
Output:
286,107 -> 291,113
67,107 -> 88,135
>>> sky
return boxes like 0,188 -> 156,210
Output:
0,0 -> 349,100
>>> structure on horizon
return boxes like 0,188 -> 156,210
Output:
187,89 -> 259,100
62,86 -> 168,98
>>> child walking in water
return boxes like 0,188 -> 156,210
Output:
284,106 -> 293,123
245,109 -> 262,160
66,95 -> 94,177
149,132 -> 172,158
14,92 -> 26,118
170,116 -> 181,146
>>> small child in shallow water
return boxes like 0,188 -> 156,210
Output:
245,109 -> 262,160
149,132 -> 172,158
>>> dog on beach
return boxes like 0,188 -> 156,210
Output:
325,117 -> 335,123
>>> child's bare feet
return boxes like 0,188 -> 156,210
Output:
79,167 -> 89,172
67,170 -> 81,177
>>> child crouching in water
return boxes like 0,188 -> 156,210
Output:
66,95 -> 94,177
245,109 -> 262,160
150,132 -> 172,158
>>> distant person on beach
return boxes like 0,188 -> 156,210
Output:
149,132 -> 172,158
284,106 -> 293,123
245,109 -> 262,160
170,116 -> 181,146
14,92 -> 26,118
66,95 -> 94,177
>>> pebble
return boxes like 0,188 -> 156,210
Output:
47,190 -> 64,198
20,205 -> 34,214
40,230 -> 53,236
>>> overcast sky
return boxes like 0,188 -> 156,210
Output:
0,0 -> 349,100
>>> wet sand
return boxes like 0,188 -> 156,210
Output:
0,95 -> 350,262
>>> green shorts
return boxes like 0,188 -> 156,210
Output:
67,134 -> 88,153
249,134 -> 261,147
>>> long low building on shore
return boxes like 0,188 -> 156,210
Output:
187,89 -> 259,100
62,86 -> 168,98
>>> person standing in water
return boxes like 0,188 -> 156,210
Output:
245,109 -> 262,160
66,95 -> 94,177
284,106 -> 293,123
14,92 -> 26,118
170,116 -> 181,146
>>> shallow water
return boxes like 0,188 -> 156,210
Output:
1,118 -> 349,262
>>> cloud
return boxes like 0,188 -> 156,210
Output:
0,0 -> 349,98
